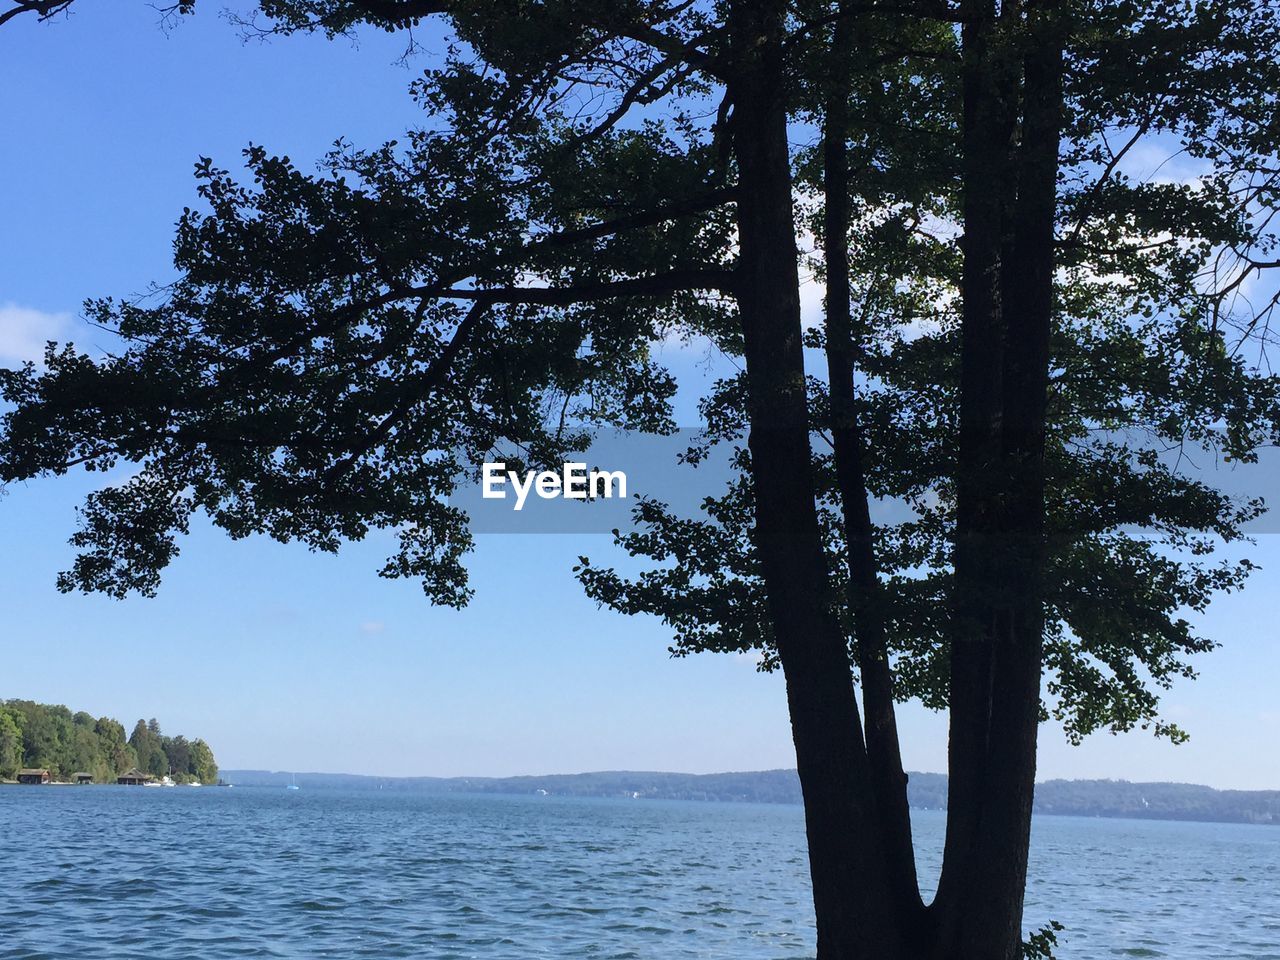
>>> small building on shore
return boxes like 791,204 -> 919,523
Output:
17,769 -> 51,785
73,772 -> 94,785
117,768 -> 154,786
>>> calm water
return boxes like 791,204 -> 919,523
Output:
2,787 -> 1277,959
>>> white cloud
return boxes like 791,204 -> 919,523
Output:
799,270 -> 826,331
360,620 -> 387,635
0,302 -> 72,366
1115,140 -> 1211,188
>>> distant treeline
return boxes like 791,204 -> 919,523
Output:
223,769 -> 1280,826
1032,778 -> 1280,825
1,700 -> 218,784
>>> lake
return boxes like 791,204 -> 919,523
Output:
1,787 -> 1277,959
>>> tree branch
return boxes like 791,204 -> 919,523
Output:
618,22 -> 728,80
322,297 -> 492,485
526,186 -> 736,252
0,0 -> 74,27
437,268 -> 738,304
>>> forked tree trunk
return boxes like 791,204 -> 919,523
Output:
726,0 -> 900,957
934,1 -> 1020,945
728,0 -> 1062,955
934,3 -> 1064,958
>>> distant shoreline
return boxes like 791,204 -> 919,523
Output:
219,768 -> 1280,827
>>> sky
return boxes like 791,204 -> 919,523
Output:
1,1 -> 1278,790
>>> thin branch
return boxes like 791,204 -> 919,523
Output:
526,187 -> 736,251
0,0 -> 73,27
203,188 -> 734,391
618,22 -> 728,80
322,297 -> 493,485
437,268 -> 738,305
1065,117 -> 1160,243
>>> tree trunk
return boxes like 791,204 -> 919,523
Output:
933,2 -> 1017,942
726,0 -> 900,957
934,2 -> 1064,958
821,5 -> 924,942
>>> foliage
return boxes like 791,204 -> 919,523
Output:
0,114 -> 727,603
0,700 -> 218,783
1023,921 -> 1065,960
4,1 -> 1274,751
576,0 -> 1280,746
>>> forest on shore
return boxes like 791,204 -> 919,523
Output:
0,699 -> 218,784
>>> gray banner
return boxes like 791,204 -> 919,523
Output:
451,429 -> 1280,535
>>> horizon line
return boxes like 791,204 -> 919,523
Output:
218,767 -> 1280,794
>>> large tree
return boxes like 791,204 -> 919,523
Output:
5,1 -> 1280,958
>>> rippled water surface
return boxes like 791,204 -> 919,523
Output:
2,787 -> 1276,959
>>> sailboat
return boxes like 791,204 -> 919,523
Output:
286,773 -> 299,791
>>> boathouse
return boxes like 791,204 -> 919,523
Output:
117,767 -> 153,786
16,768 -> 51,785
74,772 -> 94,785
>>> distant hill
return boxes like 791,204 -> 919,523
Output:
1033,778 -> 1280,825
221,768 -> 1280,826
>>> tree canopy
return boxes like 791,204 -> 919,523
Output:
7,0 -> 1277,749
4,1 -> 1280,957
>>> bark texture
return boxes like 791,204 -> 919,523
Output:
727,0 -> 900,956
934,3 -> 1064,958
821,5 -> 925,944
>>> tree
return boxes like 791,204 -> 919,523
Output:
68,723 -> 102,776
129,718 -> 162,776
189,738 -> 219,784
581,3 -> 1280,955
3,2 -> 1279,958
7,699 -> 74,772
95,716 -> 133,773
0,708 -> 22,776
165,734 -> 192,777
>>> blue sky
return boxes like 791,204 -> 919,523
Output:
1,1 -> 1277,789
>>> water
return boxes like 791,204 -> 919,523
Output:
1,787 -> 1276,959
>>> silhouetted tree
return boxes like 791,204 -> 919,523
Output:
4,2 -> 1280,958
